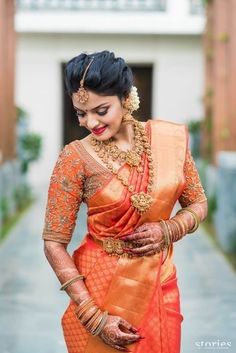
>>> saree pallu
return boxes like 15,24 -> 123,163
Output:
62,120 -> 187,353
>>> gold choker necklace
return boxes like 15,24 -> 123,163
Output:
90,117 -> 154,214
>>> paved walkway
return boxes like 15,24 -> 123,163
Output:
0,191 -> 235,353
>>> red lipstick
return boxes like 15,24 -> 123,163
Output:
92,125 -> 107,135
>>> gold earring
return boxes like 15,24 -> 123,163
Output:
122,112 -> 135,125
123,86 -> 140,114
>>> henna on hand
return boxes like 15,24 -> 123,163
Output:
99,315 -> 141,351
44,241 -> 90,304
121,222 -> 165,257
120,200 -> 208,257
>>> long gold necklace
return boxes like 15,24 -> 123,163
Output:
90,117 -> 154,214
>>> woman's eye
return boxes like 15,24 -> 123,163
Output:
76,111 -> 85,118
97,109 -> 108,116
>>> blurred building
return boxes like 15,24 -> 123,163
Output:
0,0 -> 15,165
15,0 -> 206,186
0,0 -> 17,230
203,0 -> 236,162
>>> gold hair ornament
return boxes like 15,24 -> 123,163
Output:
74,57 -> 94,104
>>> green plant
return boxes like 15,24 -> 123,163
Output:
188,119 -> 202,158
207,192 -> 217,222
0,197 -> 9,223
188,120 -> 202,134
16,105 -> 43,173
20,133 -> 42,173
14,184 -> 32,210
202,0 -> 214,6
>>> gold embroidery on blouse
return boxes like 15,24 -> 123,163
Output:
42,122 -> 151,244
82,173 -> 110,202
179,149 -> 207,207
42,144 -> 85,243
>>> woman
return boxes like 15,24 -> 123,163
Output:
42,50 -> 208,353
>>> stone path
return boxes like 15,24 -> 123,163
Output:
0,191 -> 235,353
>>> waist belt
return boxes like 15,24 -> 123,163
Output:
88,234 -> 134,257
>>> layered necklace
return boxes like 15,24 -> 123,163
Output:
90,115 -> 154,214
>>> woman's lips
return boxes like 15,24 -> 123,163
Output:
92,125 -> 107,135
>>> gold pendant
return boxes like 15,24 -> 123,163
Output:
130,192 -> 153,214
125,150 -> 141,167
74,86 -> 89,104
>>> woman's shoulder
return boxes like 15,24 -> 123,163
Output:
149,118 -> 186,127
149,118 -> 187,135
55,141 -> 86,172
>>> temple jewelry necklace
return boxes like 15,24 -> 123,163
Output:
90,115 -> 154,214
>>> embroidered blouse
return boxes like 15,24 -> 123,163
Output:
42,126 -> 206,244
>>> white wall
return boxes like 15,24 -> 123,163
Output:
15,33 -> 204,186
16,0 -> 205,35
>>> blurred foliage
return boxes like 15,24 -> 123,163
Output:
202,0 -> 214,6
0,107 -> 42,242
14,183 -> 32,210
187,119 -> 202,159
20,133 -> 42,173
16,106 -> 42,173
0,197 -> 9,224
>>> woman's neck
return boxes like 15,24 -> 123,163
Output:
113,123 -> 135,149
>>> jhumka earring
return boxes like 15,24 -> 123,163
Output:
74,57 -> 94,104
122,86 -> 140,125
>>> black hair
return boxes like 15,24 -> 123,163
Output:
64,50 -> 133,100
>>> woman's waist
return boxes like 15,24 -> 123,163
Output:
79,233 -> 173,264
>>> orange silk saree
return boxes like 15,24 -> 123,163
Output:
61,120 -> 187,353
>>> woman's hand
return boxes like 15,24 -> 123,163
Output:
121,222 -> 166,257
99,314 -> 142,351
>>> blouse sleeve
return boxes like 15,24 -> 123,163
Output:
178,149 -> 207,208
42,143 -> 85,244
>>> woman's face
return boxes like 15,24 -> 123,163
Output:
72,90 -> 124,141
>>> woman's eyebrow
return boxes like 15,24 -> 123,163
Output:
73,103 -> 109,112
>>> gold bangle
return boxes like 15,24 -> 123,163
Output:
172,219 -> 185,237
85,309 -> 102,332
184,207 -> 200,233
165,221 -> 173,241
76,303 -> 95,321
159,220 -> 170,247
60,274 -> 85,291
75,298 -> 95,319
92,311 -> 109,336
88,311 -> 104,335
169,219 -> 181,241
176,208 -> 200,234
80,306 -> 98,325
175,213 -> 188,235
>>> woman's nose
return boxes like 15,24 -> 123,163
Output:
86,115 -> 99,130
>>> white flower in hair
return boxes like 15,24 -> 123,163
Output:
130,86 -> 140,111
124,86 -> 140,113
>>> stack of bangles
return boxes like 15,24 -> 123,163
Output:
75,298 -> 108,336
160,207 -> 201,249
60,275 -> 108,335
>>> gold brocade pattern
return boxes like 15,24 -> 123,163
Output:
178,149 -> 207,207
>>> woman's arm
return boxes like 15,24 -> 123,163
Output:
44,240 -> 90,304
174,199 -> 208,232
42,145 -> 141,351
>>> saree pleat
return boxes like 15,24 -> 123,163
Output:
62,119 -> 187,353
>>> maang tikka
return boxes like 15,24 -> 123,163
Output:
74,56 -> 94,104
